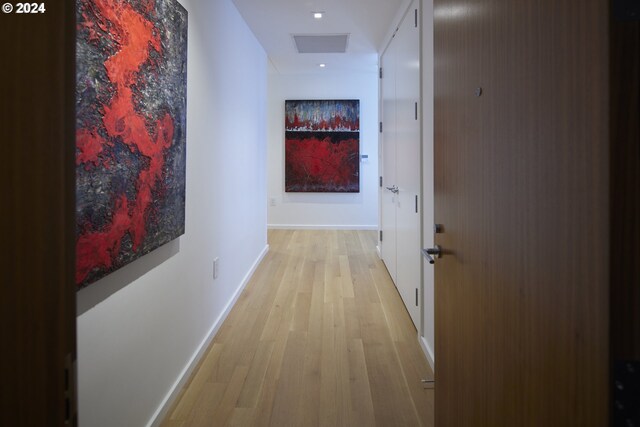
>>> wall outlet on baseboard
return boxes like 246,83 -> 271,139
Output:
213,257 -> 219,279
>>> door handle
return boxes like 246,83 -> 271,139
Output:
385,185 -> 399,194
421,246 -> 441,264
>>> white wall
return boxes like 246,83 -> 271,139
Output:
76,0 -> 268,425
267,70 -> 379,229
421,0 -> 435,369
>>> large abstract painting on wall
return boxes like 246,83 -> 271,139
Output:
75,0 -> 188,288
285,100 -> 360,193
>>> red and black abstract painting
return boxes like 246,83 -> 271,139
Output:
75,0 -> 187,288
285,100 -> 360,193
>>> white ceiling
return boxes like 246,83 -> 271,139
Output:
231,0 -> 408,74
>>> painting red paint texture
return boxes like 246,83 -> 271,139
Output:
285,100 -> 360,192
75,0 -> 187,288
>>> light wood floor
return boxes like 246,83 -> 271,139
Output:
162,229 -> 434,427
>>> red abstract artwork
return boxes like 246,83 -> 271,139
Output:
75,0 -> 187,288
285,100 -> 360,193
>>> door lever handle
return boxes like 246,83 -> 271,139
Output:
385,185 -> 399,194
422,246 -> 442,264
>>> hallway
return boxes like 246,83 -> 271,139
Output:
162,230 -> 434,426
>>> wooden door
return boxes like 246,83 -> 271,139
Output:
433,0 -> 609,425
394,2 -> 421,329
0,2 -> 77,425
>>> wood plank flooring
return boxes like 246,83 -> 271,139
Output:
162,230 -> 434,426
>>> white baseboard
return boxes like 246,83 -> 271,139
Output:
147,244 -> 270,427
419,336 -> 435,372
268,224 -> 377,230
376,244 -> 382,259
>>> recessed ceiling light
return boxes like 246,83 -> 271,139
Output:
313,12 -> 324,19
319,63 -> 326,68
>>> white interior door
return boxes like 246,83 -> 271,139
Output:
380,40 -> 398,284
394,2 -> 421,328
380,1 -> 421,329
421,0 -> 435,364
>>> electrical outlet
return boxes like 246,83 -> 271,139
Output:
213,257 -> 219,279
269,198 -> 276,206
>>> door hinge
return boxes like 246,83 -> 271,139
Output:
379,121 -> 383,133
379,176 -> 383,187
415,195 -> 418,213
421,378 -> 435,389
613,360 -> 640,426
613,0 -> 640,20
415,288 -> 419,306
379,67 -> 383,79
415,102 -> 418,120
415,9 -> 418,27
380,230 -> 383,241
64,353 -> 77,426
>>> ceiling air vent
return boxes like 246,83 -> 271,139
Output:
292,34 -> 349,53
